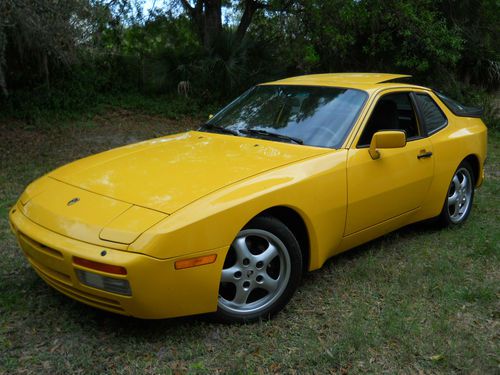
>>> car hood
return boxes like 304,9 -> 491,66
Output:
49,131 -> 328,214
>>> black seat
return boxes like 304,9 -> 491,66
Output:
359,100 -> 399,145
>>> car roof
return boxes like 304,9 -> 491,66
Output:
260,73 -> 429,92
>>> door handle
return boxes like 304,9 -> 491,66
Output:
417,151 -> 433,159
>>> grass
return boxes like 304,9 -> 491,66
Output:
0,111 -> 498,374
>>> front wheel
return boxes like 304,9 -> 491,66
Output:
437,161 -> 475,226
215,216 -> 303,322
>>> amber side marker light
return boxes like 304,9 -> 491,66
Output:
73,256 -> 127,275
175,254 -> 217,270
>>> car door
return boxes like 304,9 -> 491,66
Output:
345,90 -> 434,235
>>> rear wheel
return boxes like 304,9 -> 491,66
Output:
215,216 -> 302,322
438,161 -> 475,226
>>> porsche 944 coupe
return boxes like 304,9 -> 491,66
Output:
9,73 -> 487,322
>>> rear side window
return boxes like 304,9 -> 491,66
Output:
415,94 -> 447,134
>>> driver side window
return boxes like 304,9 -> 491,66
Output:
358,92 -> 420,146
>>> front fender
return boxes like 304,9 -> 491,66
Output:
129,150 -> 348,270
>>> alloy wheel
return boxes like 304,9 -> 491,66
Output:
218,229 -> 291,316
447,167 -> 473,223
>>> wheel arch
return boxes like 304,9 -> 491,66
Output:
253,206 -> 311,272
462,154 -> 481,186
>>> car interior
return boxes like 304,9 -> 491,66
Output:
358,92 -> 420,146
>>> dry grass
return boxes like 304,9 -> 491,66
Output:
0,111 -> 498,374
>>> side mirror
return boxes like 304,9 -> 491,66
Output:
208,114 -> 214,120
369,130 -> 406,160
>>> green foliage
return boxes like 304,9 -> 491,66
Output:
282,0 -> 465,78
437,0 -> 500,89
0,0 -> 95,95
104,93 -> 212,119
0,0 -> 498,124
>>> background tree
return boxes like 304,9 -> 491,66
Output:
179,0 -> 259,47
0,0 -> 497,127
0,0 -> 95,96
437,0 -> 500,88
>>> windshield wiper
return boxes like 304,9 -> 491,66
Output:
240,128 -> 303,145
199,123 -> 240,136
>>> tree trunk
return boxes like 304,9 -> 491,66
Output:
42,52 -> 50,92
180,0 -> 266,48
203,0 -> 222,48
235,0 -> 262,44
0,66 -> 7,97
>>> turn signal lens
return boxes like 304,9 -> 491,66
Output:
175,254 -> 217,270
76,270 -> 131,296
73,256 -> 127,275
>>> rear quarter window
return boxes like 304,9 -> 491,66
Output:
415,94 -> 447,134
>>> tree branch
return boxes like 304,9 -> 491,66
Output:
179,0 -> 195,18
235,0 -> 267,43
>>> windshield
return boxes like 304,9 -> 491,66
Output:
207,85 -> 368,148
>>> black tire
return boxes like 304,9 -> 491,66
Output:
436,160 -> 475,227
214,216 -> 303,323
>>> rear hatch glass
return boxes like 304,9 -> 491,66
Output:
434,91 -> 483,118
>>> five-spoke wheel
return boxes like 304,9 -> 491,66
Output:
216,216 -> 302,322
438,161 -> 475,226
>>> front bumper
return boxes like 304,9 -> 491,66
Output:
9,204 -> 228,319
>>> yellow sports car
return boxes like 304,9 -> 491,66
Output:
9,73 -> 487,322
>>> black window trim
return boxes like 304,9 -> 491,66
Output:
409,92 -> 428,137
413,92 -> 448,136
356,91 -> 424,148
